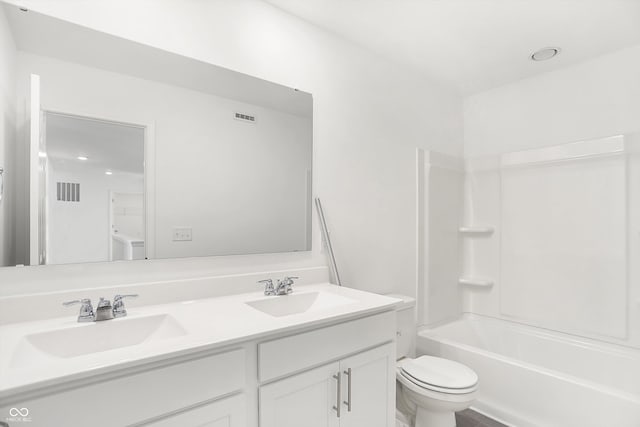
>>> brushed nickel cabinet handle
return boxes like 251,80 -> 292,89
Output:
343,368 -> 352,412
332,372 -> 341,418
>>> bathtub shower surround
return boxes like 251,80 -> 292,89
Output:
418,314 -> 640,427
416,149 -> 465,326
462,135 -> 639,348
500,138 -> 627,339
417,134 -> 640,425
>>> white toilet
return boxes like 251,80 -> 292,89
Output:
389,294 -> 478,427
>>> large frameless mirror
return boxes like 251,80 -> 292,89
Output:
0,3 -> 313,267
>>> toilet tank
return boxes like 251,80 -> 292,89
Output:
385,294 -> 416,360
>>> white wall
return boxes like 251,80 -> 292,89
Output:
17,52 -> 312,260
464,45 -> 640,157
46,161 -> 143,265
462,46 -> 640,348
0,5 -> 16,266
0,0 -> 463,297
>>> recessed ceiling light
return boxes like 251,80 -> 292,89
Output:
105,170 -> 113,175
77,156 -> 88,161
531,47 -> 561,61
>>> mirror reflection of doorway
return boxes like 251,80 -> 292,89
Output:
109,191 -> 145,261
42,112 -> 145,264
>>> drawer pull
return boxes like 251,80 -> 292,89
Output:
332,372 -> 341,418
343,368 -> 352,412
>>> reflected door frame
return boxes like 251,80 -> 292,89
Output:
28,74 -> 41,265
33,106 -> 155,265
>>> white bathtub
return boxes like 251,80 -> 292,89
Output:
417,314 -> 640,427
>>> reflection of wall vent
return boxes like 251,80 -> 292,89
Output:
57,182 -> 80,202
234,112 -> 256,123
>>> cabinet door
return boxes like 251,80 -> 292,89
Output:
7,349 -> 246,427
140,393 -> 246,427
260,362 -> 341,427
339,343 -> 396,427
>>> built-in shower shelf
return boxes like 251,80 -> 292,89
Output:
458,226 -> 494,235
458,278 -> 494,288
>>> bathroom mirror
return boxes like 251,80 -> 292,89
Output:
0,4 -> 313,267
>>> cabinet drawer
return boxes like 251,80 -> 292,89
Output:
258,311 -> 395,382
140,393 -> 246,427
14,348 -> 245,427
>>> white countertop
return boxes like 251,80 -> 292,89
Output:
0,283 -> 399,399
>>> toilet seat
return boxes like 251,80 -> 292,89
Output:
398,356 -> 478,395
399,370 -> 477,394
397,369 -> 476,405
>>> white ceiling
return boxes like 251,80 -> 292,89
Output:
264,0 -> 640,95
46,113 -> 145,175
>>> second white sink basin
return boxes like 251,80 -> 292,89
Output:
16,314 -> 187,360
246,291 -> 355,317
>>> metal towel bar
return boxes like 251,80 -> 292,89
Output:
315,198 -> 342,286
0,167 -> 4,203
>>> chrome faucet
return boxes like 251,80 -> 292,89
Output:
63,294 -> 139,322
96,297 -> 114,321
62,298 -> 95,322
276,276 -> 298,295
258,279 -> 277,296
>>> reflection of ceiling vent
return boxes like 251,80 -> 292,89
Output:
234,112 -> 256,123
57,182 -> 80,202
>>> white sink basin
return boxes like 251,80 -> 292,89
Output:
246,291 -> 355,317
14,314 -> 186,361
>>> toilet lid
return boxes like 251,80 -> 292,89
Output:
401,356 -> 478,390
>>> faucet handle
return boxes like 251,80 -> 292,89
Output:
114,294 -> 138,301
276,276 -> 298,295
113,294 -> 138,318
63,298 -> 95,322
62,298 -> 91,306
258,279 -> 276,296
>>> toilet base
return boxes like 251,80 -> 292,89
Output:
415,406 -> 456,427
397,376 -> 476,427
396,358 -> 477,427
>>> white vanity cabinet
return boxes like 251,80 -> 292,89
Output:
260,344 -> 395,427
338,344 -> 395,427
260,362 -> 341,427
1,310 -> 396,427
258,312 -> 396,427
4,349 -> 247,427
